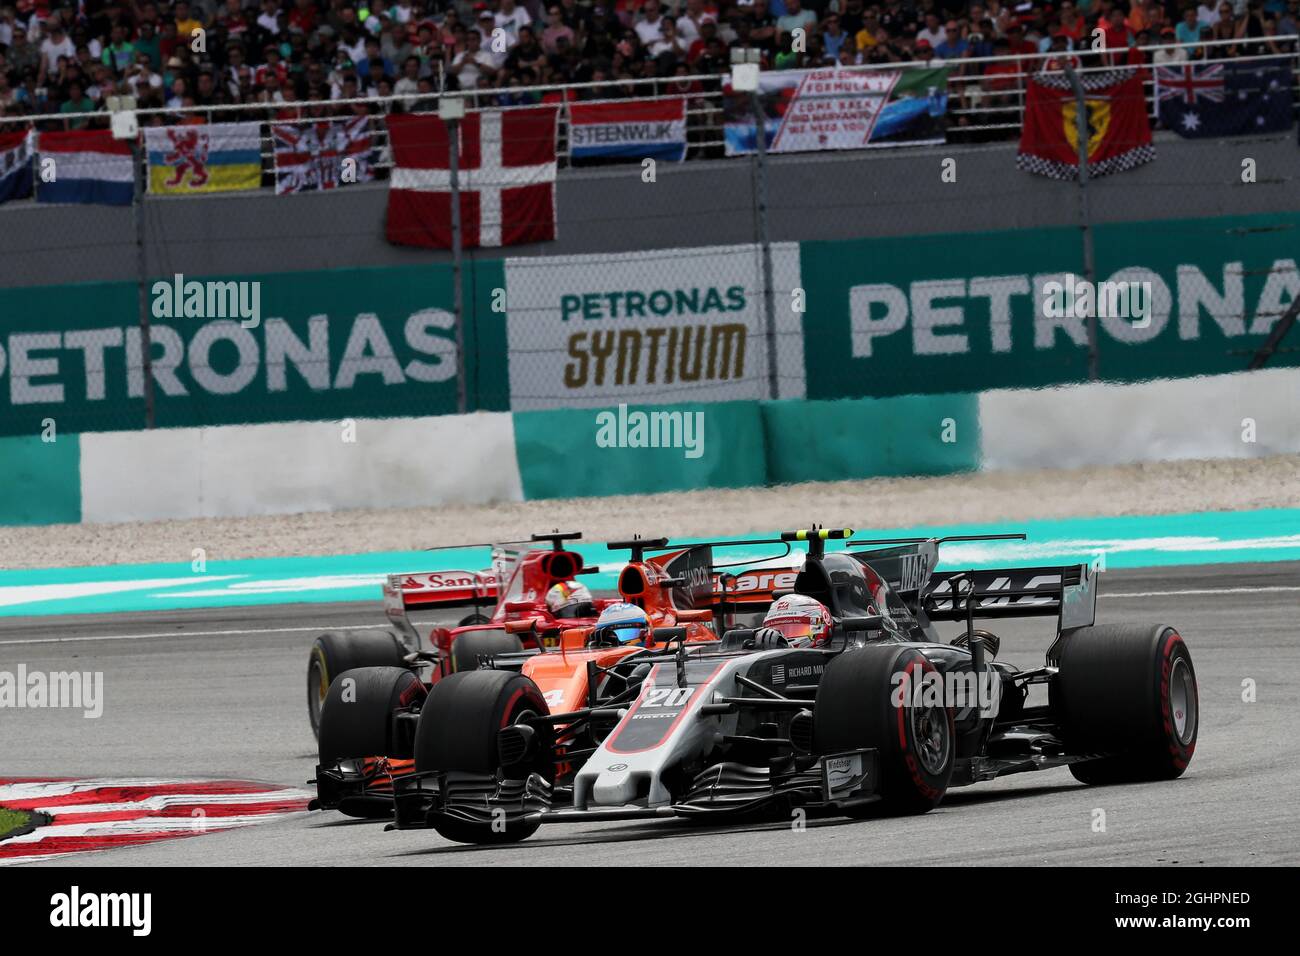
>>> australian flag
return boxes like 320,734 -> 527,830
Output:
1156,59 -> 1293,137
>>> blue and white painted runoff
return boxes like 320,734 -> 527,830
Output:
1,508 -> 1297,618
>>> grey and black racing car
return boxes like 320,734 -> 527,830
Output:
386,527 -> 1199,844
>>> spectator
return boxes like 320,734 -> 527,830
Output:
59,77 -> 94,128
38,19 -> 74,86
495,0 -> 534,46
541,5 -> 575,54
449,27 -> 498,87
821,12 -> 849,60
1176,6 -> 1203,44
935,19 -> 970,58
776,0 -> 817,41
102,23 -> 135,75
917,12 -> 945,47
1152,25 -> 1189,62
635,0 -> 668,45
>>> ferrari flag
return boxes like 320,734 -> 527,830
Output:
1017,68 -> 1154,180
385,107 -> 558,249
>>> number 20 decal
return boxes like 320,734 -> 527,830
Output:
640,687 -> 692,708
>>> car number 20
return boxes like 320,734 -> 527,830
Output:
640,687 -> 693,708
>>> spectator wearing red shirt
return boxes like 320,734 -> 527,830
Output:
1100,7 -> 1134,63
254,44 -> 290,86
288,0 -> 318,35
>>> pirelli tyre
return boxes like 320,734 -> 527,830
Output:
307,630 -> 409,740
1054,624 -> 1198,785
414,670 -> 551,844
813,645 -> 954,816
449,631 -> 525,673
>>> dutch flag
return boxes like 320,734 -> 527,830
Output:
36,129 -> 135,206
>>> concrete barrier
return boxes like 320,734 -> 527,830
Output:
978,368 -> 1300,471
4,368 -> 1297,526
78,412 -> 522,523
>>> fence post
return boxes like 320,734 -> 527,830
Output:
441,97 -> 468,414
132,137 -> 156,429
750,89 -> 779,402
1062,61 -> 1099,382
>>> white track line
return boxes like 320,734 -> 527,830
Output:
1101,586 -> 1300,598
0,585 -> 1296,646
0,622 -> 393,646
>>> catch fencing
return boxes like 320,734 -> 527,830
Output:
1,38 -> 1299,439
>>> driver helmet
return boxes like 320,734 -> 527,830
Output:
592,602 -> 651,646
762,594 -> 833,648
546,581 -> 593,619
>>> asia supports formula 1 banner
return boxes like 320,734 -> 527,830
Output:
724,66 -> 948,156
798,211 -> 1300,400
502,244 -> 806,410
0,263 -> 508,438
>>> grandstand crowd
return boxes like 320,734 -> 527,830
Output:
0,0 -> 1296,126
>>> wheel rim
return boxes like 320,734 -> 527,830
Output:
911,701 -> 951,775
1169,657 -> 1197,744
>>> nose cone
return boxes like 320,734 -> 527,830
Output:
592,767 -> 638,806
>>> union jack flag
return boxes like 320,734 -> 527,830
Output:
272,116 -> 374,195
1155,64 -> 1225,106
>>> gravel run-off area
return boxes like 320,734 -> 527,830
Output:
2,454 -> 1297,570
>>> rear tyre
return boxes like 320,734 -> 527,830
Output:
449,631 -> 525,673
415,669 -> 550,844
814,645 -> 954,816
1054,624 -> 1198,785
308,630 -> 409,740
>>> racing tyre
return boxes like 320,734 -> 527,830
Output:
1054,624 -> 1198,785
449,631 -> 525,673
318,666 -> 426,765
415,669 -> 551,844
308,630 -> 409,740
814,645 -> 954,816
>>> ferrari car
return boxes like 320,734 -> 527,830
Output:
391,527 -> 1198,844
309,534 -> 721,818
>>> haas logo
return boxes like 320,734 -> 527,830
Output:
163,128 -> 210,188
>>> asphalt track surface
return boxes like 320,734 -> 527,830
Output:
2,561 -> 1297,866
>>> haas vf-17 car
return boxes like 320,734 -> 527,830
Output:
393,528 -> 1198,844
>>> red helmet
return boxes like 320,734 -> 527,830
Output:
762,594 -> 833,648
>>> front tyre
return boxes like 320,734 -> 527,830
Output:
415,670 -> 551,844
1054,624 -> 1198,785
813,645 -> 954,816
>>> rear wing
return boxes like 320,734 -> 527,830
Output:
382,569 -> 498,650
921,564 -> 1097,631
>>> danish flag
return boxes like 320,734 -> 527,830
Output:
385,107 -> 558,249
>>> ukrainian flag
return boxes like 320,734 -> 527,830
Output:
145,121 -> 262,194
